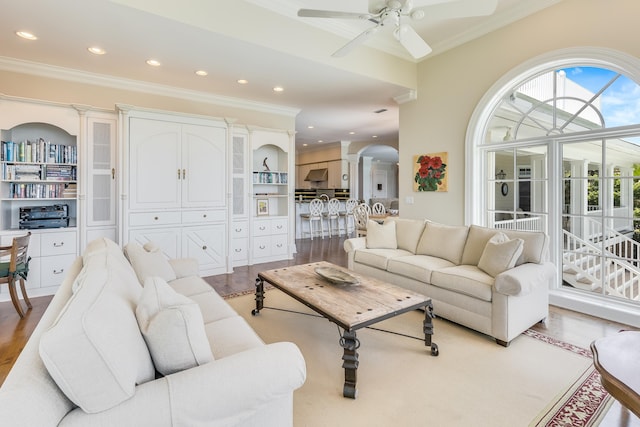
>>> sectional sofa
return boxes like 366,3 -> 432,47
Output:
344,218 -> 556,346
0,237 -> 306,426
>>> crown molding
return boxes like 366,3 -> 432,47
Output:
0,56 -> 300,118
394,90 -> 417,104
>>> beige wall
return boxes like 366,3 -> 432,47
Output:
399,0 -> 640,224
0,69 -> 295,131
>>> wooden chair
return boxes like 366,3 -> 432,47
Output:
353,204 -> 369,237
0,232 -> 32,317
359,203 -> 371,215
591,331 -> 640,419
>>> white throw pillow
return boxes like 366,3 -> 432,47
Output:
366,220 -> 397,249
136,276 -> 214,376
477,232 -> 524,277
416,222 -> 469,265
124,241 -> 177,285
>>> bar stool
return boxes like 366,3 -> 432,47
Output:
340,199 -> 358,236
325,198 -> 343,237
300,198 -> 325,240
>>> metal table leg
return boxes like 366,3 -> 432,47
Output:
251,277 -> 265,316
340,329 -> 360,398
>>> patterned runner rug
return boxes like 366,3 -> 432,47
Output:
525,330 -> 613,427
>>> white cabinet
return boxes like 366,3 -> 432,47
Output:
128,118 -> 226,210
249,129 -> 294,264
230,129 -> 249,268
252,217 -> 288,262
124,110 -> 228,276
231,220 -> 249,266
0,96 -> 81,299
84,112 -> 117,247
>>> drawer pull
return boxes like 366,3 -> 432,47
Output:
235,248 -> 241,253
203,214 -> 207,218
154,216 -> 159,220
177,169 -> 181,179
276,225 -> 283,229
53,242 -> 64,247
259,245 -> 266,249
259,226 -> 266,231
235,228 -> 242,232
53,269 -> 64,275
276,244 -> 283,248
202,245 -> 207,250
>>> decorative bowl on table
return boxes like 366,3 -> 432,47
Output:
389,209 -> 399,215
315,267 -> 359,285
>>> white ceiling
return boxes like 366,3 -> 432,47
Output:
0,0 -> 560,159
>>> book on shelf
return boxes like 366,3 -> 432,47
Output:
1,139 -> 77,164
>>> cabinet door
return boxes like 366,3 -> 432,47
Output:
129,118 -> 181,210
232,133 -> 248,217
182,225 -> 226,275
87,117 -> 116,227
128,228 -> 180,259
181,124 -> 226,208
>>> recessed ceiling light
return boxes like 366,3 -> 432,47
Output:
307,125 -> 314,129
237,79 -> 248,84
318,140 -> 323,143
16,31 -> 37,40
146,59 -> 161,67
349,131 -> 356,135
273,86 -> 284,92
87,46 -> 106,55
303,143 -> 308,147
195,70 -> 208,76
372,135 -> 378,138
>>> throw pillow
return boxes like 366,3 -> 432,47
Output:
415,222 -> 469,265
477,232 -> 524,277
136,276 -> 214,376
365,220 -> 397,249
124,241 -> 177,285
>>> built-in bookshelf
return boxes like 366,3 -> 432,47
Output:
0,123 -> 78,229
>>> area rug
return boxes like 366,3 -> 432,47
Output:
526,330 -> 613,427
226,290 -> 599,427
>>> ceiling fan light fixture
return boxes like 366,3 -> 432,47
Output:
410,9 -> 425,20
16,31 -> 37,40
87,46 -> 106,55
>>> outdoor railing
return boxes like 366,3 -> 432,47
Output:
493,216 -> 543,232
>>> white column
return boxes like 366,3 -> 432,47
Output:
347,153 -> 359,201
362,156 -> 373,204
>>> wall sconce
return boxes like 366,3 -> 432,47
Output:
495,169 -> 506,182
495,169 -> 508,196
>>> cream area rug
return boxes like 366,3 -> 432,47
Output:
226,290 -> 595,427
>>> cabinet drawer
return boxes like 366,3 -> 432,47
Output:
271,219 -> 288,235
271,235 -> 288,256
232,238 -> 248,262
182,209 -> 226,224
253,236 -> 271,257
129,211 -> 181,227
40,231 -> 77,256
232,222 -> 248,238
253,220 -> 271,236
40,254 -> 76,287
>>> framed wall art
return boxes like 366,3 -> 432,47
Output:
257,199 -> 269,216
413,152 -> 448,192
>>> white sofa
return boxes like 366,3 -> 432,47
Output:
344,218 -> 556,346
0,237 -> 306,426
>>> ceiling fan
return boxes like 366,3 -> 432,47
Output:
298,0 -> 498,59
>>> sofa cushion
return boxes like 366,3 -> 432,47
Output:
430,265 -> 494,302
502,229 -> 548,265
366,220 -> 397,249
387,255 -> 455,283
477,233 -> 524,277
385,218 -> 427,254
416,222 -> 469,265
39,238 -> 155,414
354,248 -> 413,270
460,225 -> 499,266
124,241 -> 177,285
136,276 -> 214,375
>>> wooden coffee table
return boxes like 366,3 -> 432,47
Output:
252,261 -> 438,398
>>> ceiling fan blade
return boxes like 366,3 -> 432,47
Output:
332,26 -> 380,57
395,25 -> 432,59
298,9 -> 372,20
416,0 -> 498,20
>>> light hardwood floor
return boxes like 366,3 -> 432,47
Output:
0,236 -> 637,425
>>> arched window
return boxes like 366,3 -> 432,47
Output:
466,48 -> 640,324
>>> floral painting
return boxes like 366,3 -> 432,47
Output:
413,152 -> 448,192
